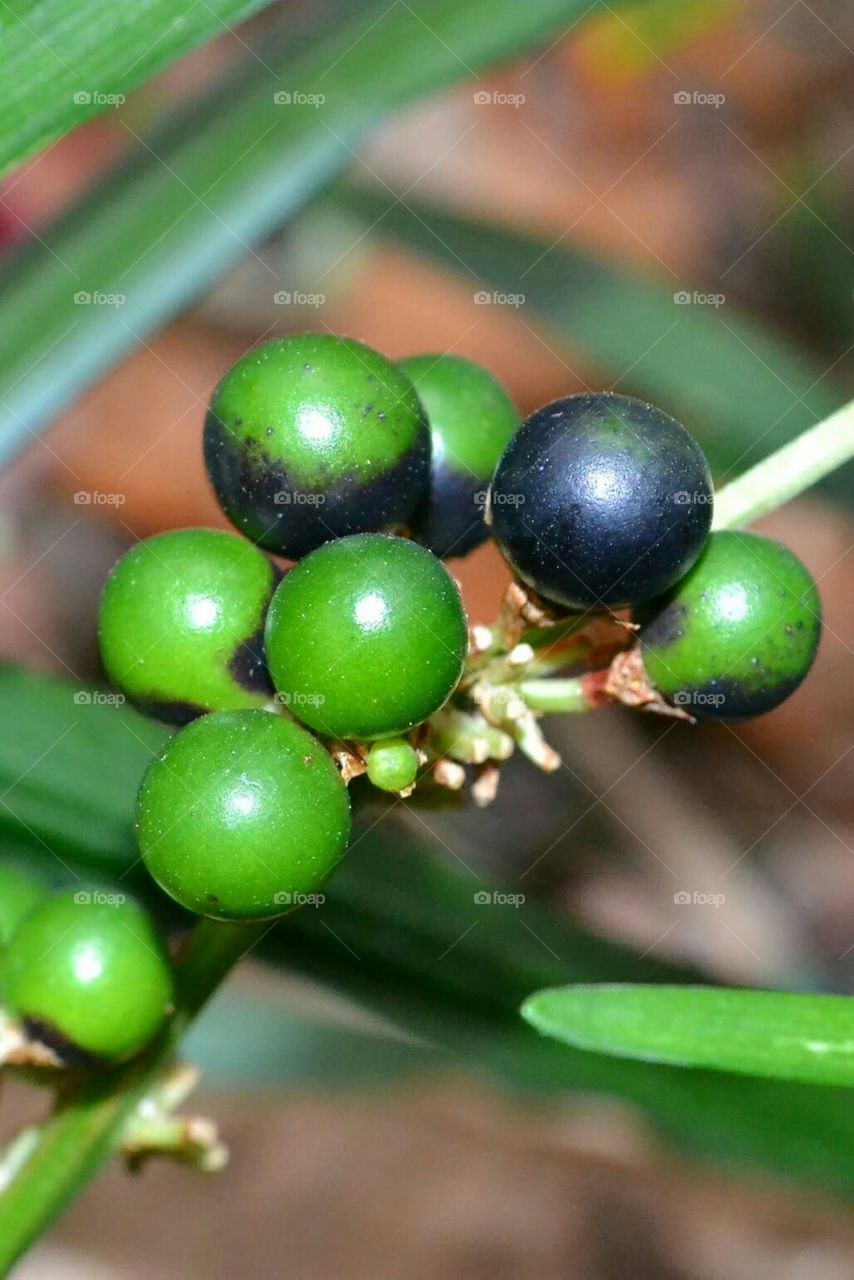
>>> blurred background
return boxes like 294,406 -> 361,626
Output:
2,0 -> 854,1275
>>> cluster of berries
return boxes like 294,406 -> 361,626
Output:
101,331 -> 820,929
0,331 -> 821,1072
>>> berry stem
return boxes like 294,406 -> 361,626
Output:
712,395 -> 854,530
0,918 -> 265,1272
517,676 -> 592,714
174,917 -> 268,1019
122,1112 -> 227,1172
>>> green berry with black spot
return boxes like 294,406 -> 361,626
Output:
204,334 -> 430,558
640,531 -> 821,720
264,534 -> 467,741
136,709 -> 351,920
3,889 -> 174,1065
366,738 -> 419,792
98,529 -> 277,725
0,862 -> 50,949
399,354 -> 518,558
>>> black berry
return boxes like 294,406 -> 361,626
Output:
489,393 -> 713,611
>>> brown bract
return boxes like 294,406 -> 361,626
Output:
604,648 -> 694,722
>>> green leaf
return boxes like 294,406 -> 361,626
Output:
0,0 -> 278,179
523,984 -> 854,1088
0,0 -> 637,469
336,190 -> 850,498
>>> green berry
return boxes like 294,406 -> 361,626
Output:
264,534 -> 468,741
98,529 -> 277,725
366,738 -> 419,792
136,710 -> 350,920
203,334 -> 430,558
3,890 -> 174,1064
399,354 -> 518,558
0,862 -> 50,949
641,531 -> 821,720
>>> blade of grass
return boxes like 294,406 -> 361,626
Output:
0,0 -> 278,178
522,984 -> 854,1088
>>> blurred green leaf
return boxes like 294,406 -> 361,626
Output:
768,168 -> 854,350
337,189 -> 851,498
0,667 -> 166,870
185,988 -> 438,1088
0,0 -> 278,179
523,984 -> 854,1088
0,0 -> 639,469
3,663 -> 854,1192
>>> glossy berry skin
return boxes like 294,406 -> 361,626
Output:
136,710 -> 350,920
399,354 -> 518,559
3,890 -> 174,1064
98,529 -> 277,725
366,738 -> 419,792
490,393 -> 713,611
265,534 -> 467,741
204,334 -> 430,559
0,862 -> 49,949
641,531 -> 821,721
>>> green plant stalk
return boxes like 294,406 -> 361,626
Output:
0,918 -> 265,1274
517,677 -> 590,713
712,394 -> 854,529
